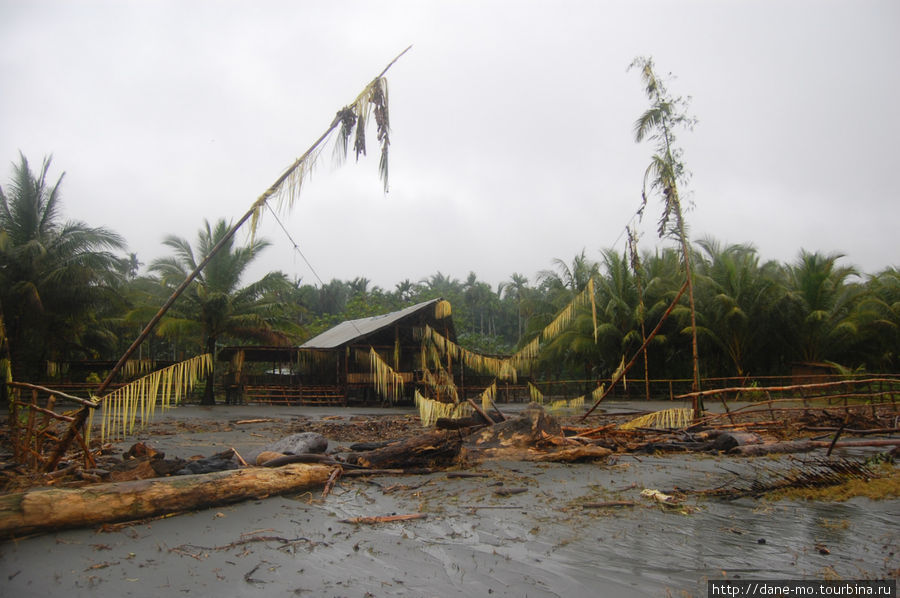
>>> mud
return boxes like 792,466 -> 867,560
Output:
1,404 -> 897,597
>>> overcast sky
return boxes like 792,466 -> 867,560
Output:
2,1 -> 898,292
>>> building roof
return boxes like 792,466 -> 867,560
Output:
300,298 -> 444,350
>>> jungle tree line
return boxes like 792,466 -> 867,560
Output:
2,153 -> 898,387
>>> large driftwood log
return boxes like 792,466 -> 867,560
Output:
345,430 -> 463,469
528,446 -> 613,462
0,463 -> 334,539
729,438 -> 900,456
729,440 -> 816,456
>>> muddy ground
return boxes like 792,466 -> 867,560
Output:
1,403 -> 898,597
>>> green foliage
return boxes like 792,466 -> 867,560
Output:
148,218 -> 299,404
0,154 -> 126,379
3,153 -> 897,388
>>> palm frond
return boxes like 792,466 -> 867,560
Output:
95,354 -> 213,442
619,407 -> 692,430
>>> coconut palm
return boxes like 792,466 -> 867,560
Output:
693,238 -> 781,376
594,249 -> 643,371
0,154 -> 126,379
779,251 -> 862,365
149,218 -> 295,404
854,267 -> 899,370
499,272 -> 530,342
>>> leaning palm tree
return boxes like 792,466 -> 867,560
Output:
0,153 -> 125,380
150,219 -> 295,405
631,56 -> 702,414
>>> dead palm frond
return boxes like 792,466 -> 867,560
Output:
618,407 -> 692,431
480,381 -> 497,412
356,348 -> 404,404
699,457 -> 887,499
249,46 -> 409,235
91,353 -> 212,442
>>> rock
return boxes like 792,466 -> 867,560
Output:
175,449 -> 240,476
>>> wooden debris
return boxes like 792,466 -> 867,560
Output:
339,513 -> 427,524
346,430 -> 462,469
255,451 -> 284,466
494,487 -> 527,497
528,446 -> 613,463
581,501 -> 637,509
640,488 -> 682,505
0,463 -> 334,539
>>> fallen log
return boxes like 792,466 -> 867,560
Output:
729,440 -> 816,456
340,513 -> 427,524
345,430 -> 463,469
494,487 -> 527,497
729,438 -> 900,456
528,446 -> 613,462
435,416 -> 483,430
0,463 -> 334,539
582,501 -> 637,509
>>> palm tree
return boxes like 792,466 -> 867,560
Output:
149,219 -> 294,405
0,153 -> 125,379
593,249 -> 645,382
393,279 -> 417,302
693,238 -> 780,376
499,273 -> 530,342
631,57 -> 702,405
855,267 -> 899,370
538,249 -> 598,296
780,251 -> 862,365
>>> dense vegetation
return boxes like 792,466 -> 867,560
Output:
1,154 -> 897,386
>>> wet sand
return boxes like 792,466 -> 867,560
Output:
2,405 -> 897,597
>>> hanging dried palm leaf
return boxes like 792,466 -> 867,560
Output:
248,47 -> 410,236
541,279 -> 597,343
122,359 -> 155,379
528,381 -> 545,404
358,348 -> 405,404
548,396 -> 585,413
480,381 -> 498,412
619,407 -> 692,431
419,363 -> 459,404
435,300 -> 452,319
424,326 -> 510,379
97,354 -> 213,442
415,390 -> 472,426
612,355 -> 627,390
